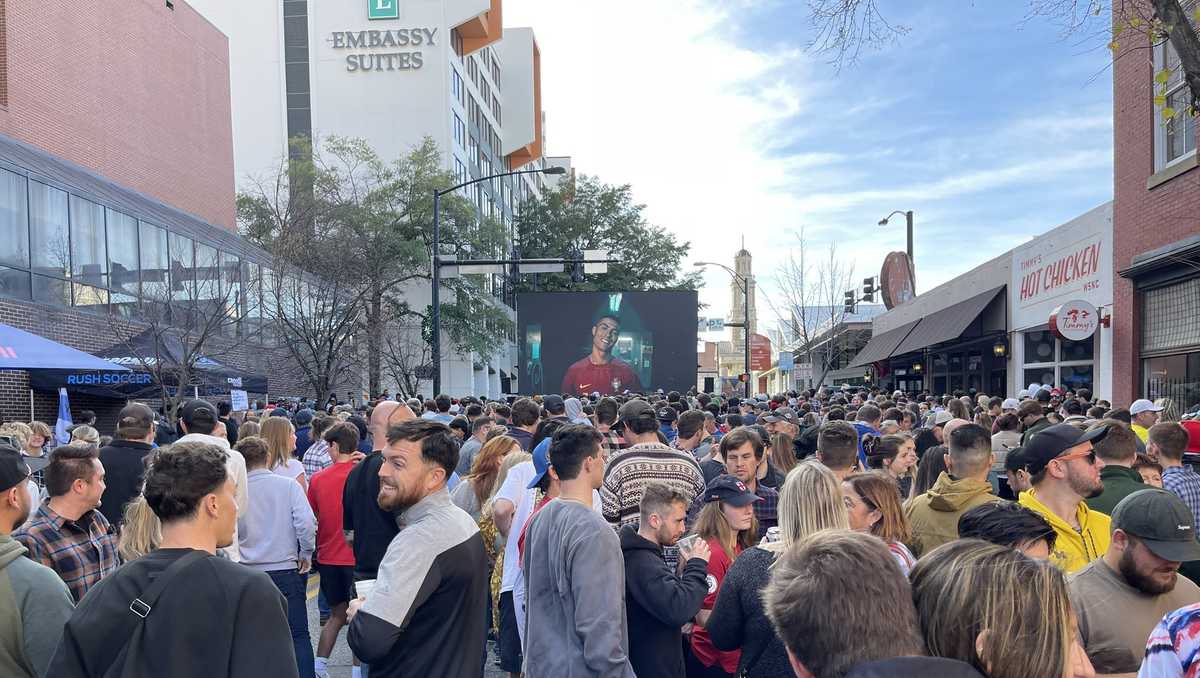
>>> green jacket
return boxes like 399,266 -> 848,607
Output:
0,533 -> 74,677
1086,465 -> 1145,516
904,472 -> 1000,558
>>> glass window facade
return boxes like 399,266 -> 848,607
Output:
1021,327 -> 1095,391
69,195 -> 107,289
29,182 -> 69,278
0,169 -> 28,269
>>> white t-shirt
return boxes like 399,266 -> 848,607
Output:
496,461 -> 537,593
273,459 -> 305,482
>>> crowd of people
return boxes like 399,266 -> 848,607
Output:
1,384 -> 1200,677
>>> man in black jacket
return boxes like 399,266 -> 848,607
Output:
620,482 -> 709,678
97,402 -> 156,528
47,441 -> 296,678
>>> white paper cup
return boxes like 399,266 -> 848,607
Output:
355,579 -> 376,599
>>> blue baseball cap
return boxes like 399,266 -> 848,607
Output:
527,437 -> 552,489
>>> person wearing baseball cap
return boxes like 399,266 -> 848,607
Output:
657,406 -> 679,444
1070,489 -> 1200,667
176,399 -> 249,563
1018,400 -> 1052,446
1016,423 -> 1112,573
0,442 -> 74,678
1131,398 -> 1164,443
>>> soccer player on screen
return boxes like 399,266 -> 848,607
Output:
561,314 -> 643,395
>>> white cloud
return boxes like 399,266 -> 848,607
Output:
502,0 -> 1113,333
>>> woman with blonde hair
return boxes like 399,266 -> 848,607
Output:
482,451 -> 531,637
688,475 -> 760,678
769,432 -> 797,476
451,434 -> 519,520
1156,397 -> 1180,423
704,461 -> 850,678
117,495 -> 162,562
259,418 -> 306,490
911,538 -> 1092,678
843,471 -> 916,574
69,424 -> 100,449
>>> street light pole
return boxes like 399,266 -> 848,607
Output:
431,165 -> 566,396
695,261 -> 751,399
878,209 -> 915,271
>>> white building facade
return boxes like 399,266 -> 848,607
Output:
189,0 -> 568,397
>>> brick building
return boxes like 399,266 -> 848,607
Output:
1112,18 -> 1200,410
0,0 -> 346,430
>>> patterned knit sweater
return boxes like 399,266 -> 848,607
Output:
601,442 -> 706,529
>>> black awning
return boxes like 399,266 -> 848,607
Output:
848,320 -> 920,368
891,286 -> 1005,356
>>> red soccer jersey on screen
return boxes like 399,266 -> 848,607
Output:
306,461 -> 355,566
560,357 -> 643,395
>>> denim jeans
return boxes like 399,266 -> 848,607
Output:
268,568 -> 316,678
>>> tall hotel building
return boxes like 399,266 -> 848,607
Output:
190,0 -> 569,397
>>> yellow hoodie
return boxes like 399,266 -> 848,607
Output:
1018,489 -> 1111,573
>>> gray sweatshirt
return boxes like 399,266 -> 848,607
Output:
238,469 -> 316,571
0,533 -> 74,677
522,498 -> 636,678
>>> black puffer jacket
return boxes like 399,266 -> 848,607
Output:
619,525 -> 708,678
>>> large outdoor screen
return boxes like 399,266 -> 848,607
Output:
517,290 -> 699,396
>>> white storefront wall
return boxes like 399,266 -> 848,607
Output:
1008,203 -> 1113,399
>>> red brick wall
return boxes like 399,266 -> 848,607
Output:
1112,24 -> 1200,405
0,0 -> 235,230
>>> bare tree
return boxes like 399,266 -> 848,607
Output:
771,227 -> 857,388
808,0 -> 1200,109
381,310 -> 433,399
106,241 -> 242,422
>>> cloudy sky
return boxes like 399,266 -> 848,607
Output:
503,0 -> 1114,334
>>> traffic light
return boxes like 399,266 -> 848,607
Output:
843,290 -> 856,314
862,276 -> 877,303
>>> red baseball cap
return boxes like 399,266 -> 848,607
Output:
1182,420 -> 1200,454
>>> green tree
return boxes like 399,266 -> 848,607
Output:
239,135 -> 510,398
513,175 -> 702,292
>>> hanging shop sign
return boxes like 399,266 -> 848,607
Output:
1049,299 -> 1099,342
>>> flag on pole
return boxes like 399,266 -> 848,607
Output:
55,387 -> 72,446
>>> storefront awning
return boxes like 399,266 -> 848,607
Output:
848,320 -> 920,368
891,286 -> 1005,356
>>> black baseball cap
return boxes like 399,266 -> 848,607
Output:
614,399 -> 655,429
1003,446 -> 1028,473
542,394 -> 566,414
0,443 -> 30,492
1111,488 -> 1200,562
656,406 -> 678,423
180,399 -> 219,432
704,474 -> 762,507
1023,423 -> 1110,476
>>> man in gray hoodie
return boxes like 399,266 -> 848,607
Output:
0,443 -> 74,677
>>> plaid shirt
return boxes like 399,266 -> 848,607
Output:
302,439 -> 333,480
1164,465 -> 1200,532
14,501 -> 119,602
598,428 -> 627,457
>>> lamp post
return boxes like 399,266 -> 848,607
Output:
432,165 -> 566,396
877,210 -> 915,269
695,261 -> 751,399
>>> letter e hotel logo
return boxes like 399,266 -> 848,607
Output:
368,0 -> 398,20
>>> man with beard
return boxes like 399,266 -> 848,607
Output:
1018,423 -> 1113,573
561,314 -> 643,396
1069,489 -> 1200,670
346,419 -> 487,678
621,482 -> 711,678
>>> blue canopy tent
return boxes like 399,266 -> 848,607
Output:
27,328 -> 267,399
0,322 -> 130,419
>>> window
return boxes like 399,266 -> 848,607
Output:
69,195 -> 107,289
1021,327 -> 1095,391
29,181 -> 69,278
71,282 -> 108,315
32,275 -> 69,307
1154,38 -> 1197,170
106,208 -> 139,296
242,260 -> 262,341
168,232 -> 194,300
0,266 -> 30,301
454,158 -> 468,184
451,67 -> 464,107
1145,351 -> 1200,412
139,221 -> 169,301
453,113 -> 466,149
0,169 -> 28,269
194,242 -> 220,304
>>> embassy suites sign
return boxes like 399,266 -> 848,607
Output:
331,28 -> 437,72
